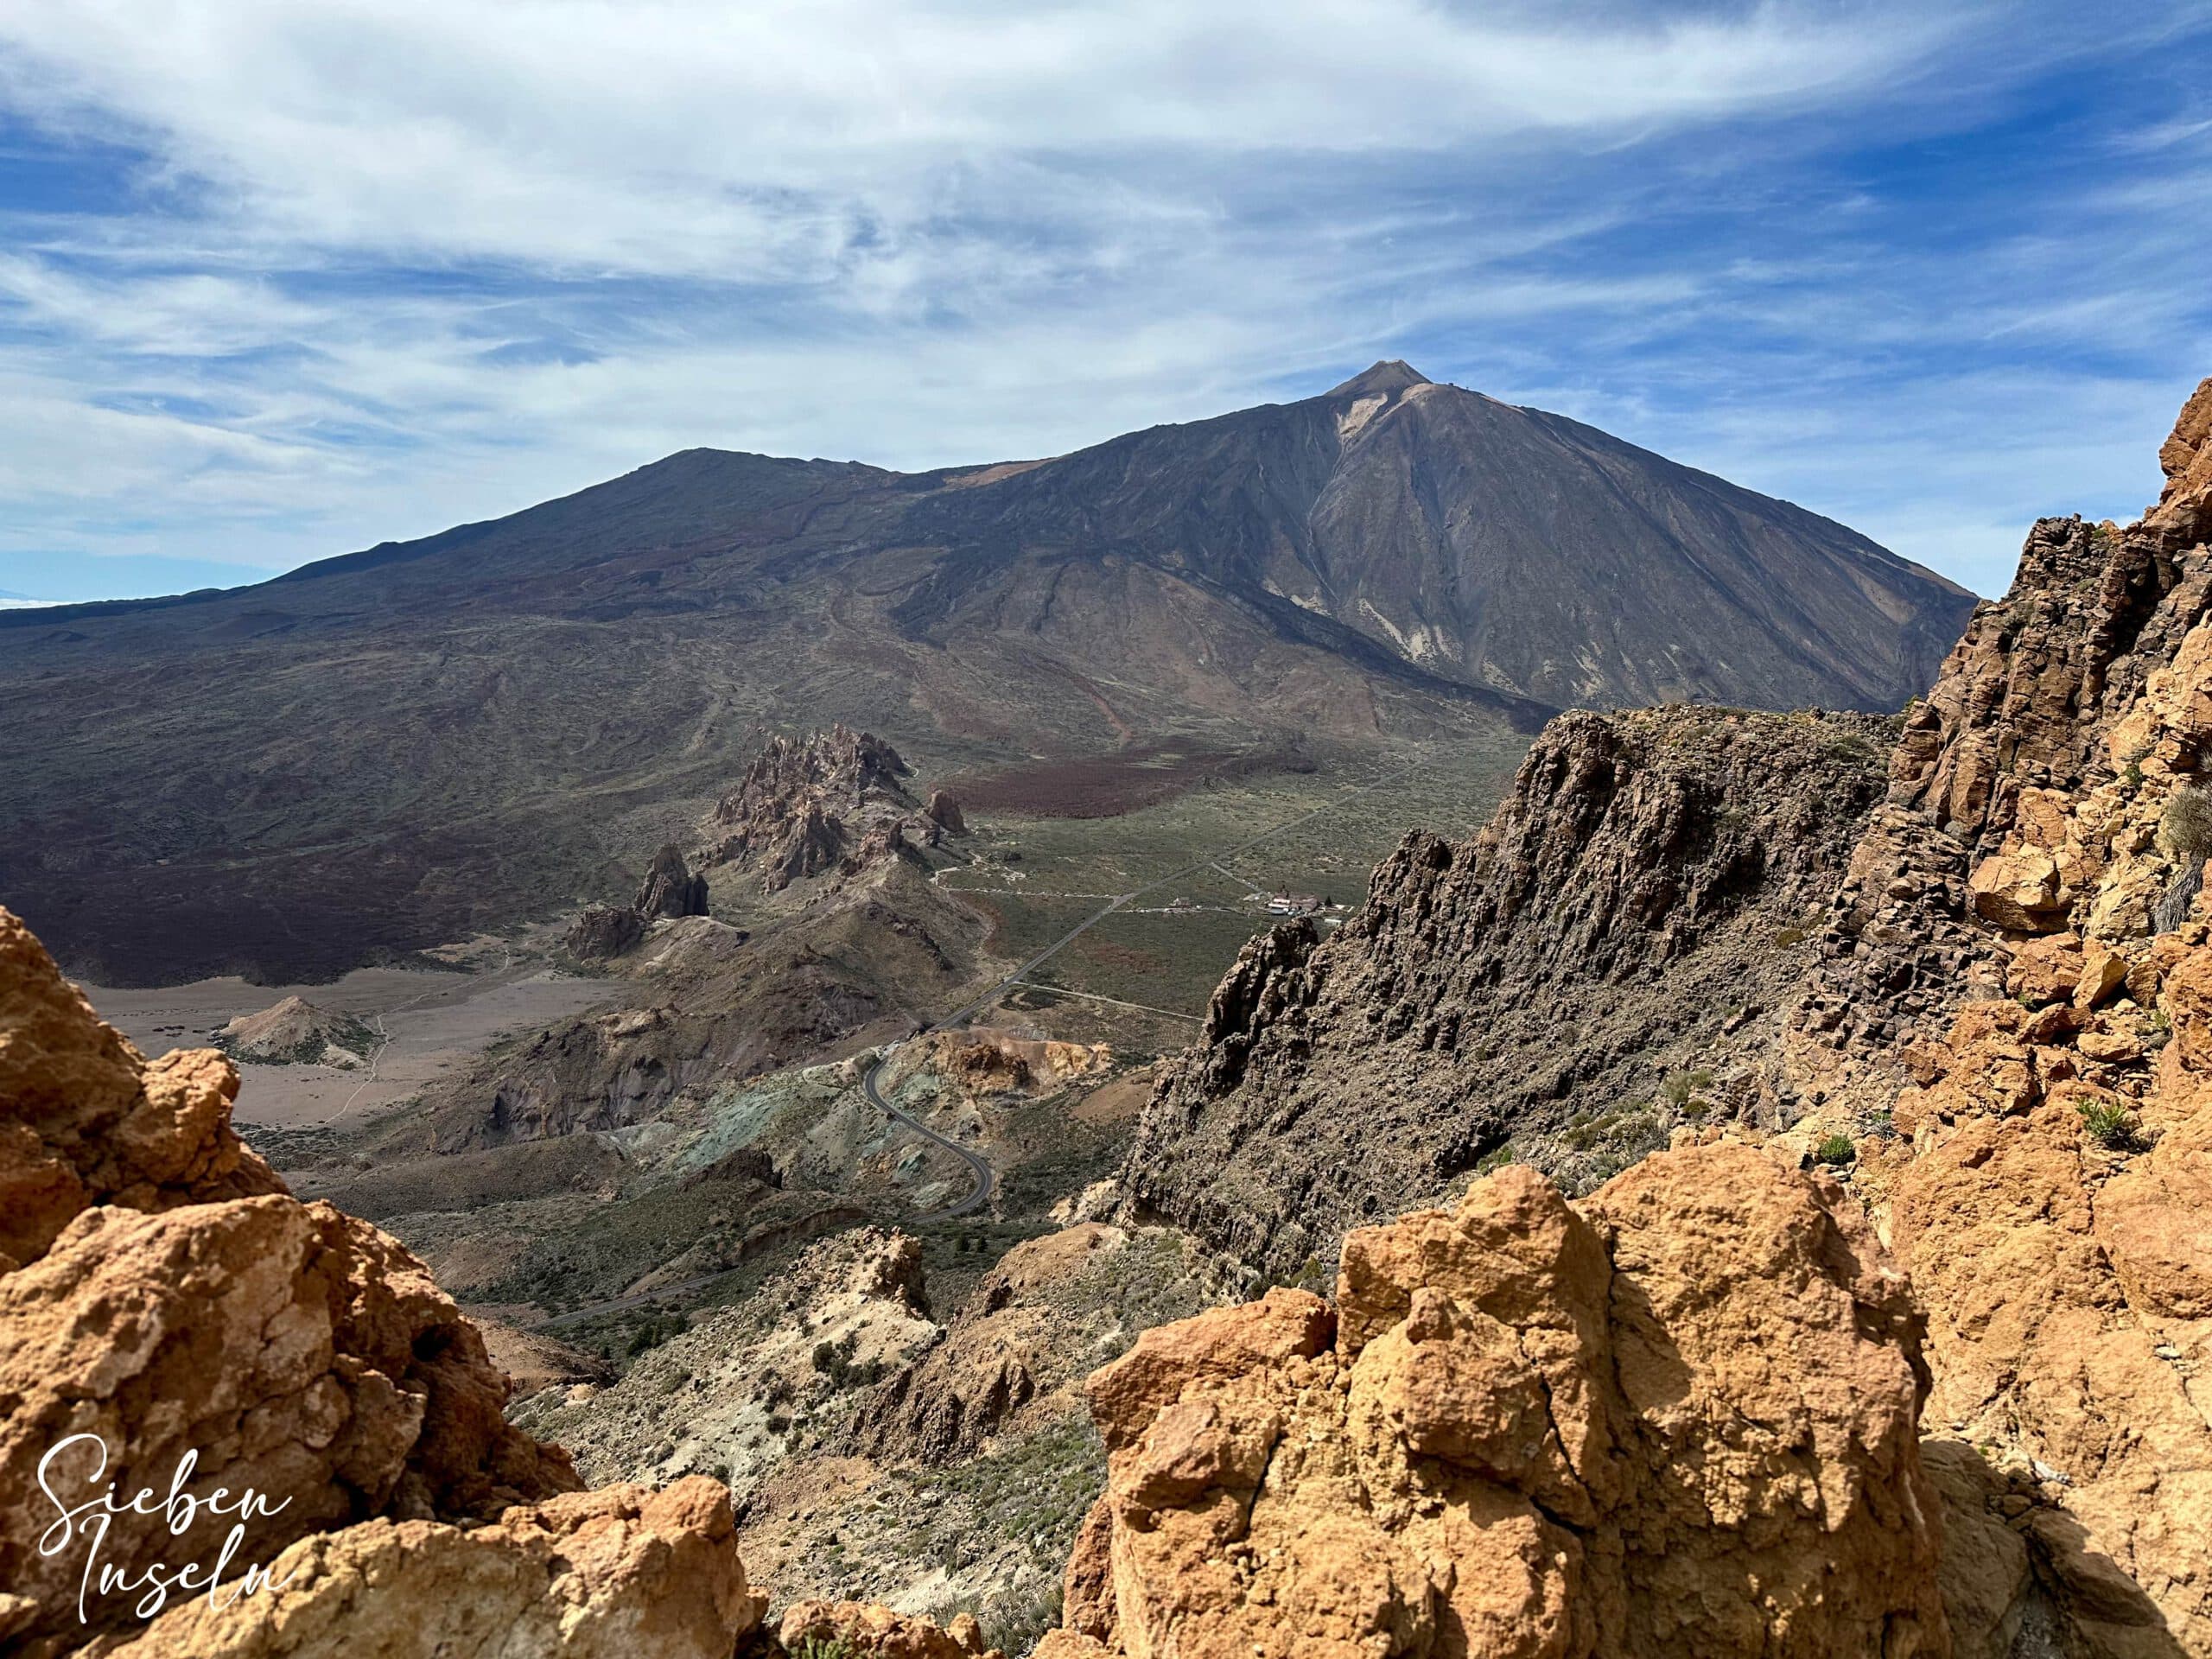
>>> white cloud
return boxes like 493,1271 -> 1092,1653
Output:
0,0 -> 2202,602
0,2 -> 1956,276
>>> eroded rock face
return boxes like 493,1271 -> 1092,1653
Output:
1050,1146 -> 1946,1659
0,907 -> 768,1657
633,842 -> 709,919
1123,708 -> 1893,1275
563,901 -> 645,961
702,723 -> 939,892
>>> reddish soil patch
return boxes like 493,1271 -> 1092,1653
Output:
945,745 -> 1308,819
1072,1071 -> 1156,1125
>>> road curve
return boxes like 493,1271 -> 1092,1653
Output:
870,748 -> 1433,1225
523,753 -> 1430,1325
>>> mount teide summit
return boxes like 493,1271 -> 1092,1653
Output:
0,364 -> 1970,981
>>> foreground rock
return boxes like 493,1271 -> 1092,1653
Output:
1041,1145 -> 1945,1659
0,907 -> 753,1656
93,1480 -> 762,1659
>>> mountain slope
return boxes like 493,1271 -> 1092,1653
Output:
0,365 -> 1970,982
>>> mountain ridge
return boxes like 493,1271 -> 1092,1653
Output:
0,365 -> 1972,982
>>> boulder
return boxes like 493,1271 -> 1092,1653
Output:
564,903 -> 645,960
95,1479 -> 763,1659
1058,1147 -> 1947,1659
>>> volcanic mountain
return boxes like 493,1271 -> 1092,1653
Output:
0,363 -> 1971,982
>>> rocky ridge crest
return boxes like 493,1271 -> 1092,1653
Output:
1122,705 -> 1893,1274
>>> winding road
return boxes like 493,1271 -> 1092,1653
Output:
519,753 -> 1428,1329
870,750 -> 1431,1223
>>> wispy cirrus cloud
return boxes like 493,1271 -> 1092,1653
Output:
0,0 -> 2204,601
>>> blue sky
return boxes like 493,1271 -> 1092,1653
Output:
0,3 -> 2205,604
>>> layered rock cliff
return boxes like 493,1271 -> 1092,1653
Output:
1123,705 -> 1893,1276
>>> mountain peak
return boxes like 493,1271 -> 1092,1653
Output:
1326,359 -> 1433,398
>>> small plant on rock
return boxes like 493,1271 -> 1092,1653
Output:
2077,1098 -> 2140,1151
1813,1133 -> 1857,1167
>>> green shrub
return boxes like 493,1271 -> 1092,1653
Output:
2077,1098 -> 2139,1151
1813,1133 -> 1856,1166
787,1638 -> 858,1659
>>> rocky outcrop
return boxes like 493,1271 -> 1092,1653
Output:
564,901 -> 645,960
1825,389 -> 2212,1655
634,842 -> 709,919
926,790 -> 967,836
703,725 -> 910,890
701,726 -> 963,893
1041,1145 -> 1947,1659
779,1599 -> 1001,1659
1122,707 -> 1893,1276
215,996 -> 378,1068
0,906 -> 766,1656
96,1479 -> 764,1659
848,1224 -> 1128,1465
891,1029 -> 1114,1103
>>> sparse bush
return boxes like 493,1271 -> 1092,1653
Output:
1661,1068 -> 1713,1109
2077,1098 -> 2140,1151
788,1638 -> 858,1659
2161,785 -> 2212,861
1774,925 -> 1808,947
1474,1142 -> 1516,1175
1813,1133 -> 1857,1167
